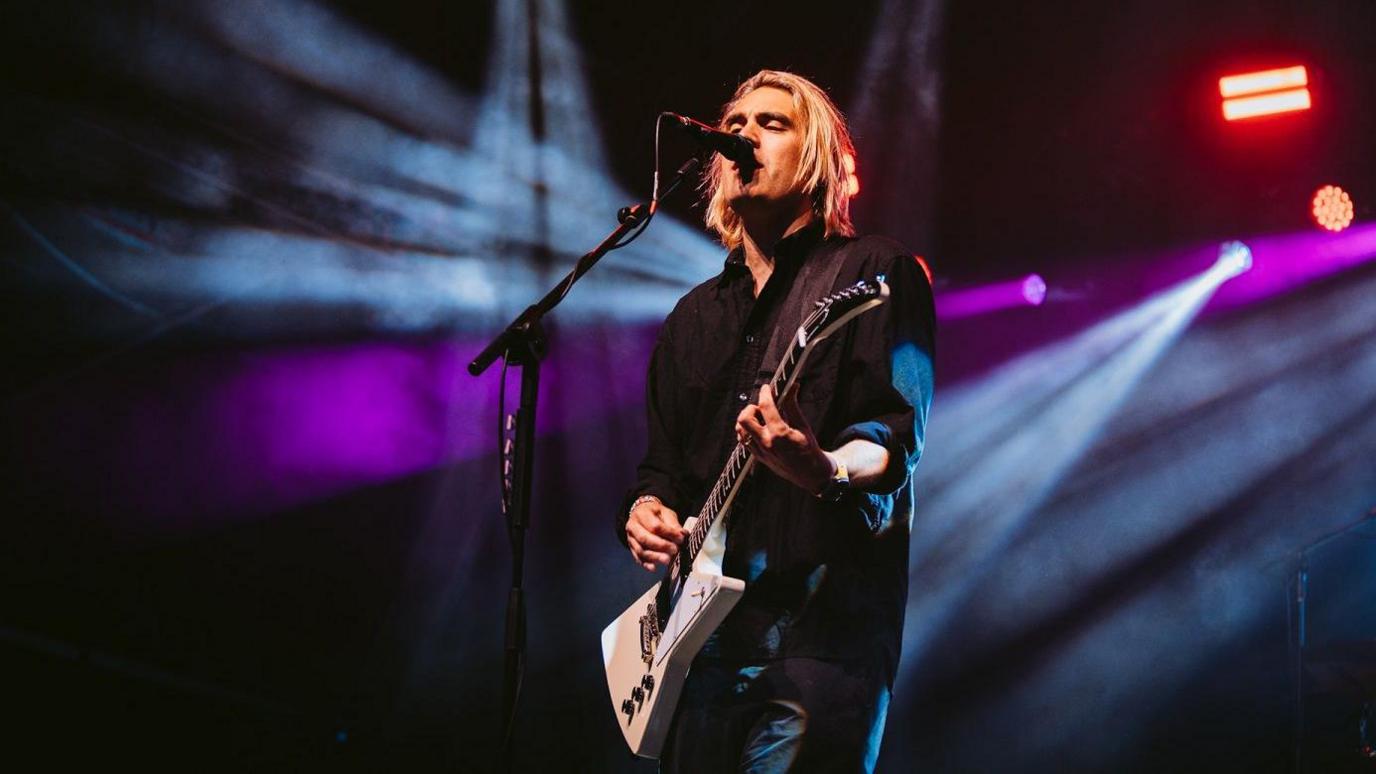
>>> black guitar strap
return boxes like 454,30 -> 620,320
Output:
717,240 -> 847,531
758,238 -> 849,382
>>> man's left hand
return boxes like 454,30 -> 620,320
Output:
735,384 -> 834,494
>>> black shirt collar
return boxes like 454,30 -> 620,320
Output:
718,219 -> 826,287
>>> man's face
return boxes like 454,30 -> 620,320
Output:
719,86 -> 808,221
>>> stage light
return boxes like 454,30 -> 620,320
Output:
1222,90 -> 1311,121
37,0 -> 724,335
1312,185 -> 1354,233
1218,66 -> 1308,98
1219,65 -> 1311,121
1022,273 -> 1047,306
902,261 -> 1236,679
1215,241 -> 1253,278
938,272 -> 1051,320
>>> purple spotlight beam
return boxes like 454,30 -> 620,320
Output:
939,273 -> 1048,320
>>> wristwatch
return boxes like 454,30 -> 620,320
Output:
815,452 -> 850,502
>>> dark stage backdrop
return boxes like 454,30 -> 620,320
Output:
1,1 -> 1374,772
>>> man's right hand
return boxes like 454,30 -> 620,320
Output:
625,497 -> 686,572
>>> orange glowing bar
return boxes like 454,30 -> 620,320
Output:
1218,66 -> 1308,98
1222,88 -> 1311,120
913,255 -> 933,286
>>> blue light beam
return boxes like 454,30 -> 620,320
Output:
902,261 -> 1239,678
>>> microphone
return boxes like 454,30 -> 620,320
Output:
663,112 -> 757,166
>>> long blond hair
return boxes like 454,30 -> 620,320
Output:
703,70 -> 857,249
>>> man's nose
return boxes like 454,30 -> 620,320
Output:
738,123 -> 763,147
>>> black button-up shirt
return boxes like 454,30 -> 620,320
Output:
618,222 -> 935,682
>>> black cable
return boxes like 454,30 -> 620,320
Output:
605,112 -> 669,252
498,352 -> 511,519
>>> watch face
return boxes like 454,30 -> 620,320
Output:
816,454 -> 849,501
820,476 -> 849,502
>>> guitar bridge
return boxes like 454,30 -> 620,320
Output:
638,602 -> 661,664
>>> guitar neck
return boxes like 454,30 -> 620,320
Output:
673,340 -> 806,580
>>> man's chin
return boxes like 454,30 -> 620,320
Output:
727,192 -> 771,214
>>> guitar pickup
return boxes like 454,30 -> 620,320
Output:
638,604 -> 662,664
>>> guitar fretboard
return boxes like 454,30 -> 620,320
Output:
673,342 -> 801,579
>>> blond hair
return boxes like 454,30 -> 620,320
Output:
703,70 -> 857,249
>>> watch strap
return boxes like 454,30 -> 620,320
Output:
816,452 -> 850,501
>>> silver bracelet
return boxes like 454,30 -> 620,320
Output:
629,494 -> 661,516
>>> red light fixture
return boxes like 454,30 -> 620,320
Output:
1311,185 -> 1354,232
1219,65 -> 1311,121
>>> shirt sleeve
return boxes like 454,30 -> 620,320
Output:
832,249 -> 936,498
616,323 -> 689,547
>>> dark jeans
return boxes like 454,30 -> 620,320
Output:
660,657 -> 891,773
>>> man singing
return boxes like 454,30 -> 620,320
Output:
617,69 -> 935,772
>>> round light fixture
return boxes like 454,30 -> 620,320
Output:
1312,185 -> 1354,233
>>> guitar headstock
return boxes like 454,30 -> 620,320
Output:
799,276 -> 890,344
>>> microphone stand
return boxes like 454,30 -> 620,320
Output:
468,155 -> 703,771
1289,505 -> 1376,774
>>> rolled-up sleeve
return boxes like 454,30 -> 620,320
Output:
833,250 -> 936,497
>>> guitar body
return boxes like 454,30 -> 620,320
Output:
600,570 -> 744,759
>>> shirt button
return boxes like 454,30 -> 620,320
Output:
746,334 -> 755,344
738,392 -> 749,402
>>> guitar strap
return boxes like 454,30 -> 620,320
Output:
696,240 -> 850,562
696,239 -> 846,559
758,238 -> 849,381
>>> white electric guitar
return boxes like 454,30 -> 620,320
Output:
601,277 -> 890,759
